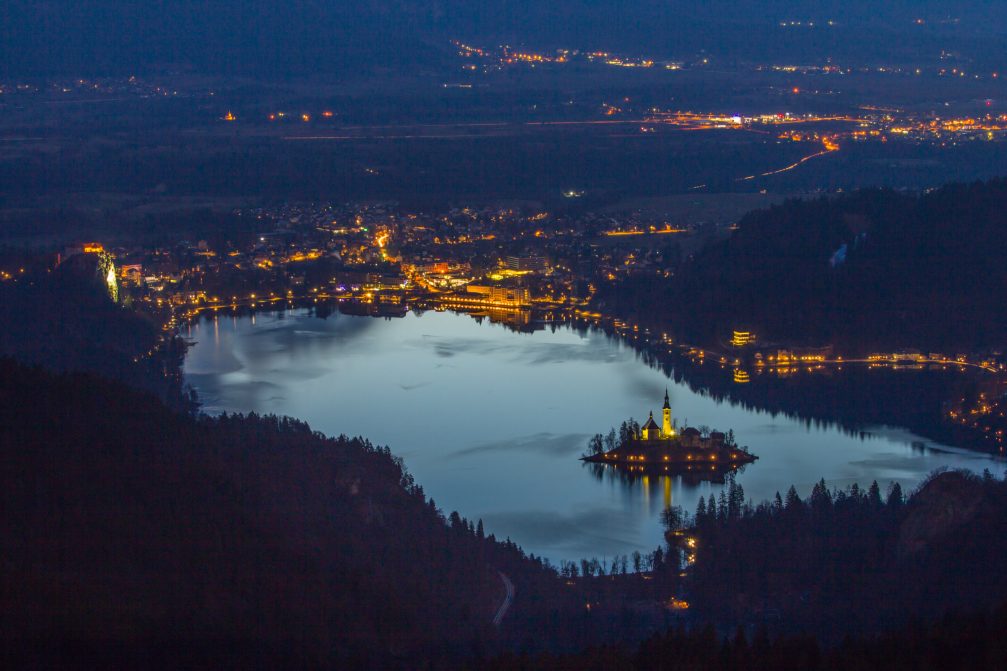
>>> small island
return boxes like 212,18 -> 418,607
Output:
582,390 -> 758,471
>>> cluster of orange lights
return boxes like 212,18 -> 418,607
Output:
606,452 -> 730,463
263,111 -> 334,122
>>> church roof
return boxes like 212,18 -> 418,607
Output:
682,427 -> 701,436
663,389 -> 670,409
642,415 -> 660,430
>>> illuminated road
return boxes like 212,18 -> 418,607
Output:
603,227 -> 688,237
689,145 -> 837,190
736,146 -> 838,182
492,571 -> 515,626
282,119 -> 654,141
820,358 -> 1000,374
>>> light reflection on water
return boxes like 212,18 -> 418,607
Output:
183,309 -> 1005,563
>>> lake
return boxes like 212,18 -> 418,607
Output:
183,308 -> 1004,563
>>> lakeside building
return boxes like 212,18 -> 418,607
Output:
505,255 -> 548,273
460,283 -> 532,307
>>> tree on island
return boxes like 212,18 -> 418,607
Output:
584,420 -> 643,456
618,419 -> 640,447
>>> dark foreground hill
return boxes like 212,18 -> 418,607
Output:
0,359 -> 573,668
484,606 -> 1007,671
484,469 -> 1007,670
683,471 -> 1007,640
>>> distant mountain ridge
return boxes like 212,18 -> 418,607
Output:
3,0 -> 1005,78
380,0 -> 1007,27
0,0 -> 448,77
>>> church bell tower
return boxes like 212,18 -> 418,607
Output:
662,389 -> 674,437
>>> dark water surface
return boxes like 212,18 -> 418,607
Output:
183,309 -> 1004,562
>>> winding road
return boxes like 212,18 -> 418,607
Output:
493,572 -> 515,626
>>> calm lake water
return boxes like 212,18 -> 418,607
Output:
183,309 -> 1004,563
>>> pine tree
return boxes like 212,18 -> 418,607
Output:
886,482 -> 904,508
810,478 -> 833,514
662,505 -> 684,532
785,485 -> 802,511
867,481 -> 883,509
728,482 -> 745,520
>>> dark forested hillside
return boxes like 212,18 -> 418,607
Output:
600,180 -> 1007,353
484,469 -> 1007,670
681,471 -> 1007,640
0,255 -> 193,411
0,359 -> 576,668
484,606 -> 1007,671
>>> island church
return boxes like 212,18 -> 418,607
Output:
638,390 -> 729,450
582,390 -> 759,467
640,390 -> 676,440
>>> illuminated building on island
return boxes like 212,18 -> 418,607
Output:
641,389 -> 676,440
730,330 -> 756,347
583,390 -> 757,469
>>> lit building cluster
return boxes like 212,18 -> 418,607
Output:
947,391 -> 1007,452
638,107 -> 1007,149
0,75 -> 184,101
452,41 -> 688,74
51,197 -> 1004,400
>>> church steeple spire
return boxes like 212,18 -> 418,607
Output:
662,388 -> 674,437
